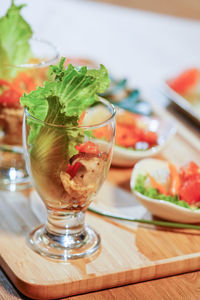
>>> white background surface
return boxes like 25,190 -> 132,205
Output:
1,0 -> 200,98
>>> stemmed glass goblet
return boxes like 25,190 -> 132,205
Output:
23,98 -> 116,260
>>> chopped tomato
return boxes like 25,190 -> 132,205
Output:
0,89 -> 21,107
0,79 -> 22,107
92,110 -> 158,149
179,176 -> 200,205
167,68 -> 199,94
0,74 -> 35,107
140,130 -> 157,145
0,79 -> 13,88
179,161 -> 200,181
115,122 -> 157,149
66,162 -> 82,178
177,161 -> 200,204
0,71 -> 37,108
13,72 -> 36,93
0,78 -> 22,95
115,123 -> 140,147
76,141 -> 100,155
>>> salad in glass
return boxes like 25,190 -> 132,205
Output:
0,1 -> 59,189
21,57 -> 116,259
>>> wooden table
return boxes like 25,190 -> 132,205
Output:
1,1 -> 200,299
1,267 -> 200,300
0,102 -> 200,299
92,0 -> 200,20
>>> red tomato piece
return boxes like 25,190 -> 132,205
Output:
179,176 -> 200,204
167,68 -> 199,94
140,131 -> 157,146
0,89 -> 21,107
76,141 -> 99,155
66,162 -> 82,178
0,79 -> 22,95
115,123 -> 142,148
0,79 -> 13,88
12,72 -> 36,93
179,161 -> 200,181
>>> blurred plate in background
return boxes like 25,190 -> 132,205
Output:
164,68 -> 200,125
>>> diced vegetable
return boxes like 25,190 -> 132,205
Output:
0,79 -> 22,106
0,73 -> 37,107
178,161 -> 200,204
179,161 -> 200,181
115,120 -> 157,149
167,68 -> 199,94
179,177 -> 200,205
13,72 -> 36,93
147,172 -> 168,195
168,162 -> 180,195
76,141 -> 100,155
78,110 -> 86,125
0,89 -> 20,107
66,162 -> 83,178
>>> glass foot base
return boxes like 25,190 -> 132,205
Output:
28,224 -> 101,260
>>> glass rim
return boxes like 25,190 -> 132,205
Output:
4,37 -> 60,69
24,97 -> 116,130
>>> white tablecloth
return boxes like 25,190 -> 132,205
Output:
2,0 -> 200,97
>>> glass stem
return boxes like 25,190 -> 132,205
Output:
45,210 -> 87,249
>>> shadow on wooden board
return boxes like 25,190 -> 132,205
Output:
91,0 -> 200,20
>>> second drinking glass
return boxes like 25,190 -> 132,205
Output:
0,38 -> 59,190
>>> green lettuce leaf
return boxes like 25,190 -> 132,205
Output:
20,57 -> 110,164
0,0 -> 32,79
134,174 -> 192,209
49,59 -> 110,117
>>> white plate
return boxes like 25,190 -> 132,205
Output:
130,158 -> 200,223
112,114 -> 177,167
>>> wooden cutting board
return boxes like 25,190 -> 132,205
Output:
0,105 -> 200,300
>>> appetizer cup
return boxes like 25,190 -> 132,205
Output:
112,110 -> 177,167
131,158 -> 200,223
23,98 -> 116,260
0,38 -> 59,191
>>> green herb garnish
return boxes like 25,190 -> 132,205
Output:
0,0 -> 32,79
134,174 -> 193,209
88,206 -> 200,230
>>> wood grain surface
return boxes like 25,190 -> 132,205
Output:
0,105 -> 200,299
67,270 -> 200,300
91,0 -> 200,20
